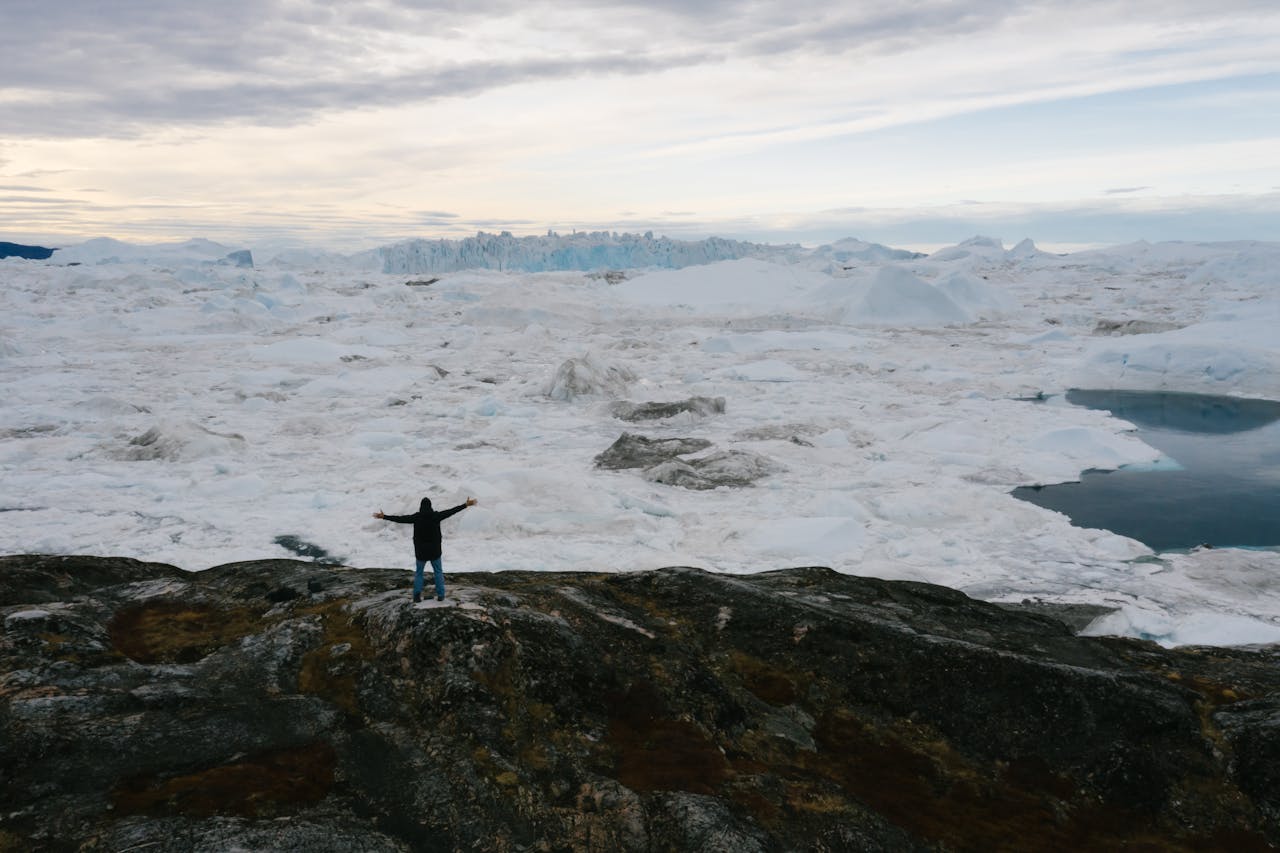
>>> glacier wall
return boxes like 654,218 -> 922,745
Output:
373,230 -> 788,274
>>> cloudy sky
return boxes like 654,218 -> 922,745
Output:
2,0 -> 1278,250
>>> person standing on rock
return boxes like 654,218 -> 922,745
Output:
373,497 -> 477,603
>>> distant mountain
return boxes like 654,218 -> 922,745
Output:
0,241 -> 55,260
48,237 -> 253,268
372,230 -> 790,274
52,237 -> 225,264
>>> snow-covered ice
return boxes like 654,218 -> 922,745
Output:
3,234 -> 1279,647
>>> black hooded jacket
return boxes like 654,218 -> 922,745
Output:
382,498 -> 469,561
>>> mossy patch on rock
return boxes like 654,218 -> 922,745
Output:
296,600 -> 375,717
112,742 -> 336,818
606,679 -> 730,795
107,600 -> 265,663
727,650 -> 803,706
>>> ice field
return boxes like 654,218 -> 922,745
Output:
3,234 -> 1280,646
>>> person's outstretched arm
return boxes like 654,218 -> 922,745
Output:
373,509 -> 416,523
435,497 -> 478,521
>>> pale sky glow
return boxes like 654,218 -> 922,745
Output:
2,0 -> 1278,249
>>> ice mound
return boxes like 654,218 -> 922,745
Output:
935,271 -> 1017,319
1073,316 -> 1280,398
1186,245 -> 1280,289
1007,238 -> 1044,260
1022,426 -> 1161,483
1029,426 -> 1153,464
843,266 -> 970,327
545,354 -> 637,401
114,421 -> 246,461
808,237 -> 924,271
1084,608 -> 1280,648
927,235 -> 1006,262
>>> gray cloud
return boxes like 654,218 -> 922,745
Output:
0,195 -> 84,204
7,0 -> 1265,138
1105,186 -> 1152,194
741,3 -> 996,58
2,45 -> 716,137
464,217 -> 542,231
14,169 -> 76,178
0,0 -> 719,137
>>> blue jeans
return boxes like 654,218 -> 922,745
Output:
415,558 -> 445,600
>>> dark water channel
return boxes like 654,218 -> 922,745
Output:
1012,390 -> 1280,551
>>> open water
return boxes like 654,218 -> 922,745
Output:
1013,390 -> 1280,551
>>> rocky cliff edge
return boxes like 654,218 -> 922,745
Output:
2,555 -> 1278,852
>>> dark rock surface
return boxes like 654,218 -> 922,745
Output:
594,433 -> 713,469
643,449 -> 782,490
609,397 -> 726,422
596,434 -> 780,489
1092,319 -> 1181,336
3,555 -> 1279,852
